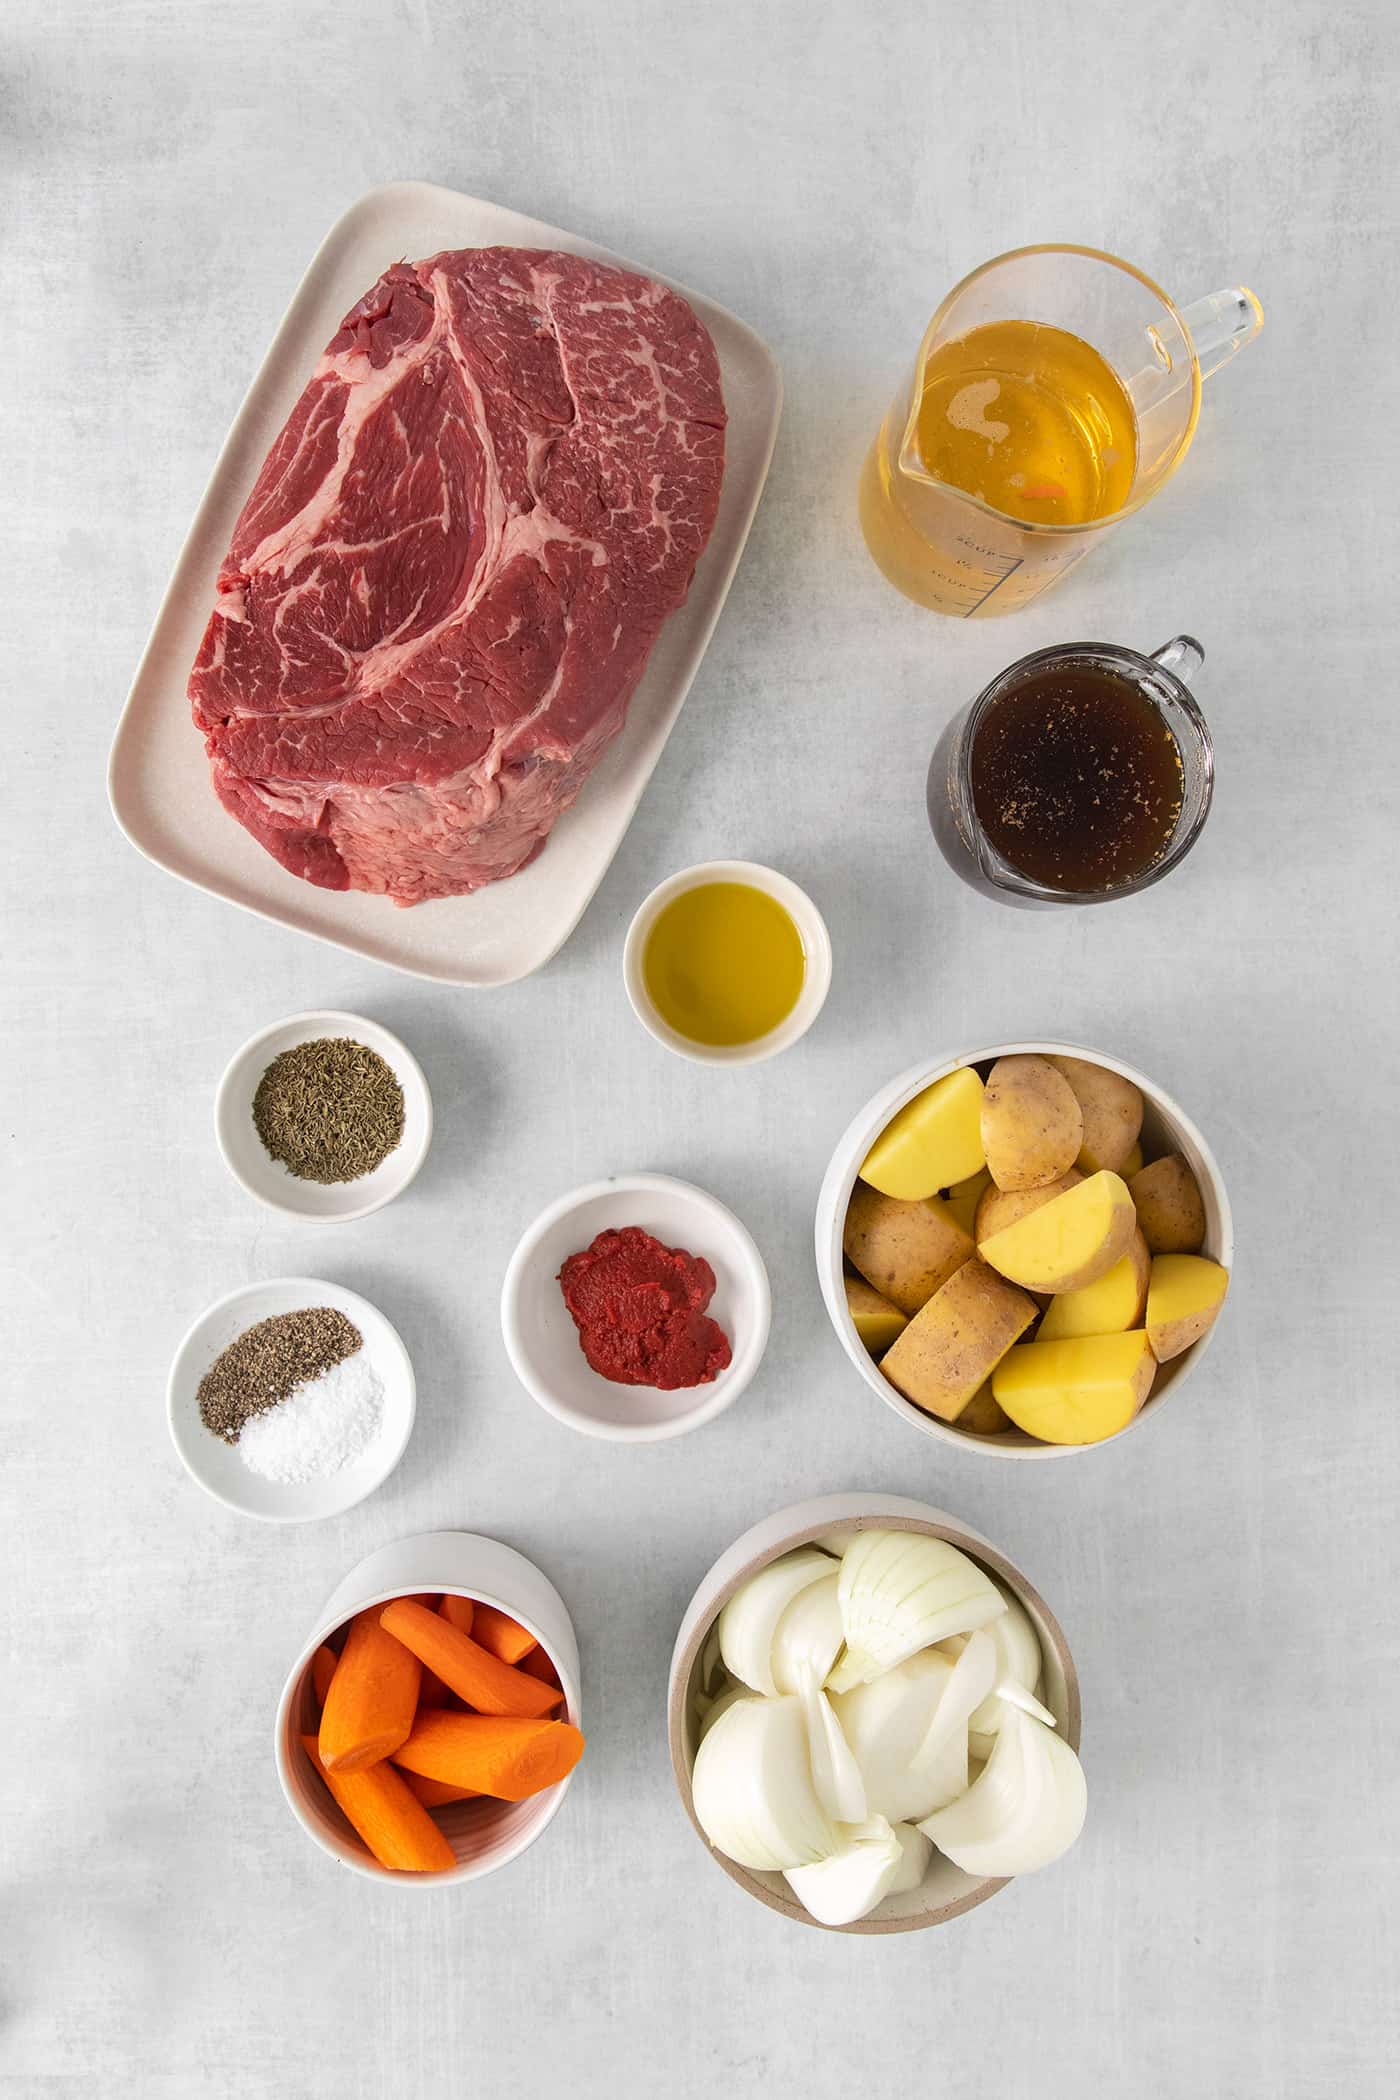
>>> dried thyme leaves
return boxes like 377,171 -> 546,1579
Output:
252,1037 -> 405,1184
197,1307 -> 362,1443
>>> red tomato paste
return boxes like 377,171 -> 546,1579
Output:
557,1226 -> 733,1390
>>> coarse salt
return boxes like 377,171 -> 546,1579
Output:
238,1350 -> 385,1484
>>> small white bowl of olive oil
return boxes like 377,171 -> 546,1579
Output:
623,860 -> 832,1066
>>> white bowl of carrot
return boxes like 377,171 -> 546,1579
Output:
275,1530 -> 584,1884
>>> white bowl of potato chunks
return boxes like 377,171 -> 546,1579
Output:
817,1044 -> 1233,1458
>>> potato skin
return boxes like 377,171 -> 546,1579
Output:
975,1168 -> 1083,1245
1146,1304 -> 1216,1363
1129,1154 -> 1206,1254
879,1259 -> 1037,1422
981,1055 -> 1084,1192
958,1381 -> 1012,1436
1047,1055 -> 1144,1175
843,1182 -> 974,1316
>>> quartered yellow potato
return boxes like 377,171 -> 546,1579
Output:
975,1168 -> 1082,1245
978,1170 -> 1136,1295
1047,1055 -> 1145,1176
992,1330 -> 1157,1444
957,1380 -> 1012,1436
880,1259 -> 1037,1422
859,1066 -> 986,1200
941,1167 -> 992,1237
844,1273 -> 908,1356
842,1183 -> 974,1317
1129,1153 -> 1206,1254
1037,1228 -> 1150,1341
980,1055 -> 1084,1192
1146,1254 -> 1229,1362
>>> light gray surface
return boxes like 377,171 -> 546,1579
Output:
4,1 -> 1398,2092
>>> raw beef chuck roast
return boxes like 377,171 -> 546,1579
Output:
189,248 -> 726,904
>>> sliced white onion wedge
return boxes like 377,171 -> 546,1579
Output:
696,1681 -> 748,1743
827,1531 -> 1005,1691
718,1549 -> 836,1697
832,1649 -> 968,1823
691,1694 -> 838,1871
797,1665 -> 867,1824
992,1678 -> 1058,1728
783,1816 -> 905,1926
917,1627 -> 998,1759
771,1575 -> 845,1694
888,1820 -> 933,1894
920,1707 -> 1086,1878
967,1580 -> 1044,1738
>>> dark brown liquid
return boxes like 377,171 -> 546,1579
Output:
970,661 -> 1184,892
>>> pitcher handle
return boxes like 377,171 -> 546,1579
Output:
1179,287 -> 1264,382
1151,636 -> 1205,685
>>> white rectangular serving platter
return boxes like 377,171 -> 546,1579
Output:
108,182 -> 782,986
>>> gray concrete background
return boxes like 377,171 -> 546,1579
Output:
4,1 -> 1397,2092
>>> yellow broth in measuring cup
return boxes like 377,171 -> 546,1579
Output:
913,321 -> 1136,528
860,246 -> 1262,617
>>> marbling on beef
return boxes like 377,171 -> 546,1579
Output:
189,248 -> 725,904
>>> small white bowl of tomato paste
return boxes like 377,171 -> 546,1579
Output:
500,1173 -> 771,1442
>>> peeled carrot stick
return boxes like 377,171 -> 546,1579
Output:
310,1644 -> 339,1711
402,1769 -> 481,1808
519,1645 -> 561,1687
417,1665 -> 453,1709
439,1594 -> 475,1636
301,1735 -> 454,1873
379,1599 -> 561,1719
393,1711 -> 584,1800
470,1602 -> 538,1666
319,1608 -> 422,1772
405,1594 -> 448,1708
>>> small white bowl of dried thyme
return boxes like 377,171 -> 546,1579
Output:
166,1277 -> 416,1522
215,1010 -> 432,1221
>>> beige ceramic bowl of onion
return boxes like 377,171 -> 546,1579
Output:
667,1492 -> 1081,1934
815,1040 -> 1233,1459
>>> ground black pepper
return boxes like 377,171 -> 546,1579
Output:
197,1307 -> 362,1443
252,1037 -> 405,1184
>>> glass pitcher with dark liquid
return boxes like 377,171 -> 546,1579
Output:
928,637 -> 1213,906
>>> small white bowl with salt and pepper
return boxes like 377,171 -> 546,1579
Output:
215,1010 -> 433,1223
166,1277 -> 416,1522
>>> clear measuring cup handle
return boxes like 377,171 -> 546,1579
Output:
1180,288 -> 1264,382
1151,636 -> 1205,684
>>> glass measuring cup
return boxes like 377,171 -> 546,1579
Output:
860,247 -> 1262,617
928,636 -> 1212,905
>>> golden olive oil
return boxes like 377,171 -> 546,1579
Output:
643,882 -> 805,1046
